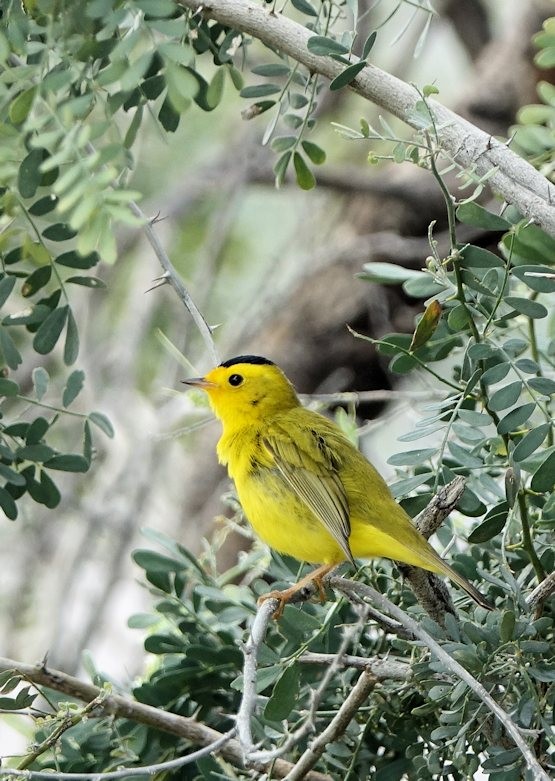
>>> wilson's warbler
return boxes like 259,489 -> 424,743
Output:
184,356 -> 491,612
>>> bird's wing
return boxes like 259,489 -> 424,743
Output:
262,430 -> 355,565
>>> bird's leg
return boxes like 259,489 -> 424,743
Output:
258,563 -> 336,619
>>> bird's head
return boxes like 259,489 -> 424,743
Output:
183,355 -> 299,427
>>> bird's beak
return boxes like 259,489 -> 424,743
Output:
181,377 -> 217,389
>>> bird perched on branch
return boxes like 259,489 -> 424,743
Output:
183,355 -> 492,614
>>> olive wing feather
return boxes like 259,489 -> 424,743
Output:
262,431 -> 355,565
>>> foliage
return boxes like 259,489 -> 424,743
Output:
512,16 -> 555,178
8,517 -> 553,780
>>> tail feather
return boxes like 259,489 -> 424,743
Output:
440,560 -> 493,610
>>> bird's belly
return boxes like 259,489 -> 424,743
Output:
236,472 -> 345,565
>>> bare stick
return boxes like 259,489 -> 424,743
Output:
329,577 -> 550,781
298,653 -> 409,678
177,0 -> 555,237
526,570 -> 555,611
0,656 -> 330,781
283,669 -> 378,781
235,597 -> 277,756
129,201 -> 219,366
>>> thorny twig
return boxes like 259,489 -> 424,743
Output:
129,201 -> 220,366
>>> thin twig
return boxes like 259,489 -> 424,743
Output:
283,669 -> 378,781
129,201 -> 219,366
329,577 -> 550,781
2,729 -> 237,780
0,657 -> 330,781
298,652 -> 409,677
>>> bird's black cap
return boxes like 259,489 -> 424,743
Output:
219,355 -> 275,368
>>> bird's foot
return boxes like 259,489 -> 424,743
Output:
258,563 -> 336,619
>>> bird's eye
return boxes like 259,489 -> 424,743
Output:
228,374 -> 243,387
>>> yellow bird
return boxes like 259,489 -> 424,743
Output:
184,356 -> 492,612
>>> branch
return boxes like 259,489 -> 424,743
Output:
283,669 -> 377,781
398,476 -> 466,623
0,657 -> 330,781
526,571 -> 555,612
329,577 -> 550,781
1,730 -> 237,780
177,0 -> 555,237
129,201 -> 220,366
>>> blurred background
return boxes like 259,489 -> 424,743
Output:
0,0 -> 551,751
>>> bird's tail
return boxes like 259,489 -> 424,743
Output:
435,557 -> 493,610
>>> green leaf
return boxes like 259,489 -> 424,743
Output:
499,610 -> 515,643
0,328 -> 22,370
36,470 -> 61,508
362,31 -> 377,60
65,276 -> 106,289
206,67 -> 225,109
460,245 -> 505,269
505,297 -> 548,319
389,473 -> 434,498
359,263 -> 425,285
274,151 -> 292,187
32,367 -> 49,401
489,381 -> 524,413
293,152 -> 316,190
55,251 -> 99,269
403,276 -> 445,298
329,61 -> 367,91
89,411 -> 115,438
301,140 -> 326,165
307,36 -> 350,56
42,223 -> 77,242
158,97 -> 180,132
33,306 -> 69,355
531,450 -> 555,492
251,64 -> 291,77
468,505 -> 509,543
528,377 -> 555,395
21,266 -> 52,298
388,448 -> 437,466
9,86 -> 37,124
63,369 -> 85,408
26,417 -> 49,445
482,363 -> 510,385
496,402 -> 535,434
133,549 -> 185,573
264,663 -> 300,721
447,442 -> 483,468
45,454 -> 89,472
0,464 -> 25,487
0,486 -> 18,520
291,0 -> 318,16
456,203 -> 511,231
64,309 -> 79,366
240,83 -> 281,98
17,444 -> 55,462
0,378 -> 20,397
0,276 -> 16,308
18,148 -> 45,199
512,424 -> 550,462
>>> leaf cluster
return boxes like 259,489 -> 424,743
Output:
15,525 -> 553,780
